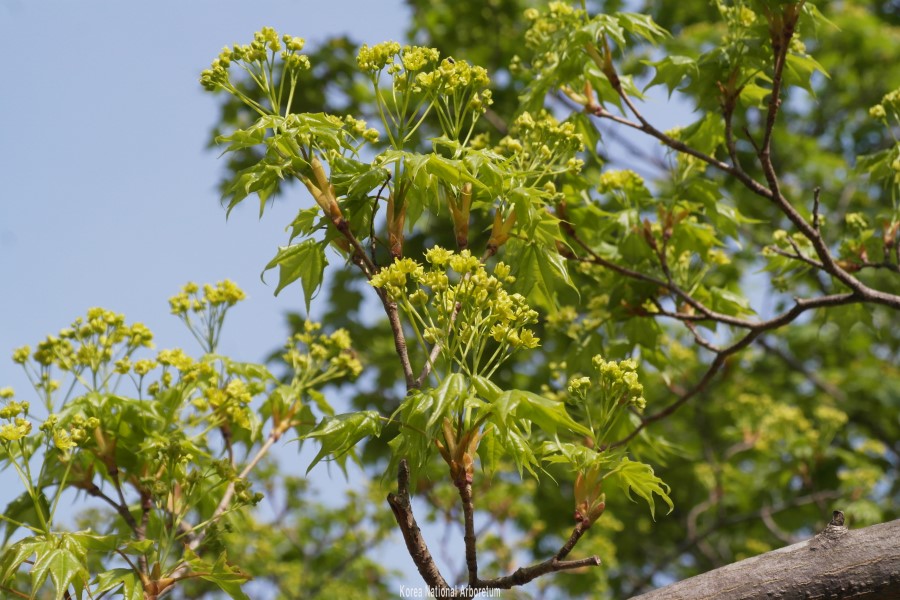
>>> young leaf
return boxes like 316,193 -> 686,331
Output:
28,540 -> 90,600
261,239 -> 328,310
95,568 -> 144,600
507,240 -> 578,311
288,207 -> 322,242
183,548 -> 252,600
493,389 -> 592,437
305,411 -> 383,473
425,373 -> 468,431
644,55 -> 698,97
604,458 -> 674,520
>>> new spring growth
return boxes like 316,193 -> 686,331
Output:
868,88 -> 900,186
386,192 -> 406,258
169,280 -> 246,354
302,155 -> 345,225
356,41 -> 492,145
14,309 -> 155,404
37,413 -> 100,461
201,28 -> 311,116
447,182 -> 473,249
567,355 -> 646,444
0,394 -> 31,443
370,248 -> 539,379
435,416 -> 486,488
283,320 -> 363,382
591,355 -> 645,410
269,321 -> 362,439
487,207 -> 517,255
494,111 -> 584,184
573,466 -> 606,527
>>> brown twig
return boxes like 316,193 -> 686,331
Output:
387,459 -> 454,594
610,291 -> 860,448
457,481 -> 479,586
476,521 -> 600,589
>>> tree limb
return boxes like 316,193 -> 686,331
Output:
387,459 -> 453,594
630,518 -> 900,600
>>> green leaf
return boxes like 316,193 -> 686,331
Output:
507,240 -> 578,311
0,536 -> 45,585
95,568 -> 143,600
1,490 -> 51,544
472,375 -> 502,402
623,317 -> 661,348
28,539 -> 89,600
493,390 -> 592,437
183,549 -> 251,600
223,161 -> 285,218
784,52 -> 830,95
644,55 -> 698,97
476,426 -> 503,476
502,425 -> 540,479
288,207 -> 322,242
261,239 -> 328,310
305,411 -> 383,474
425,373 -> 468,431
215,121 -> 267,152
679,112 -> 725,156
119,539 -> 155,555
348,165 -> 390,200
604,458 -> 674,520
616,12 -> 669,43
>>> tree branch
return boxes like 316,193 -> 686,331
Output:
456,481 -> 479,586
629,490 -> 843,595
387,459 -> 453,594
476,521 -> 600,589
630,517 -> 900,600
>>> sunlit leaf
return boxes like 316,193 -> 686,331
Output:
305,411 -> 383,473
262,239 -> 328,310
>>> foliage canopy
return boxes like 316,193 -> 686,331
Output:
2,1 -> 899,598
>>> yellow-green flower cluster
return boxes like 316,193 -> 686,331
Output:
416,59 -> 490,95
371,248 -> 540,378
1,418 -> 31,442
38,413 -> 99,457
198,378 -> 255,429
495,111 -> 584,178
151,348 -> 217,391
170,280 -> 245,315
598,169 -> 646,194
590,355 -> 646,412
284,321 -> 363,383
169,280 -> 246,354
876,87 -> 900,120
356,41 -> 402,73
200,28 -> 310,93
20,309 -> 154,385
402,45 -> 440,72
523,2 -> 582,53
0,400 -> 28,420
1,393 -> 31,442
343,115 -> 380,144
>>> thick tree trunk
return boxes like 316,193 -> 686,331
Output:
631,518 -> 900,599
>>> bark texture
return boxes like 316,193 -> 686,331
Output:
631,519 -> 900,599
